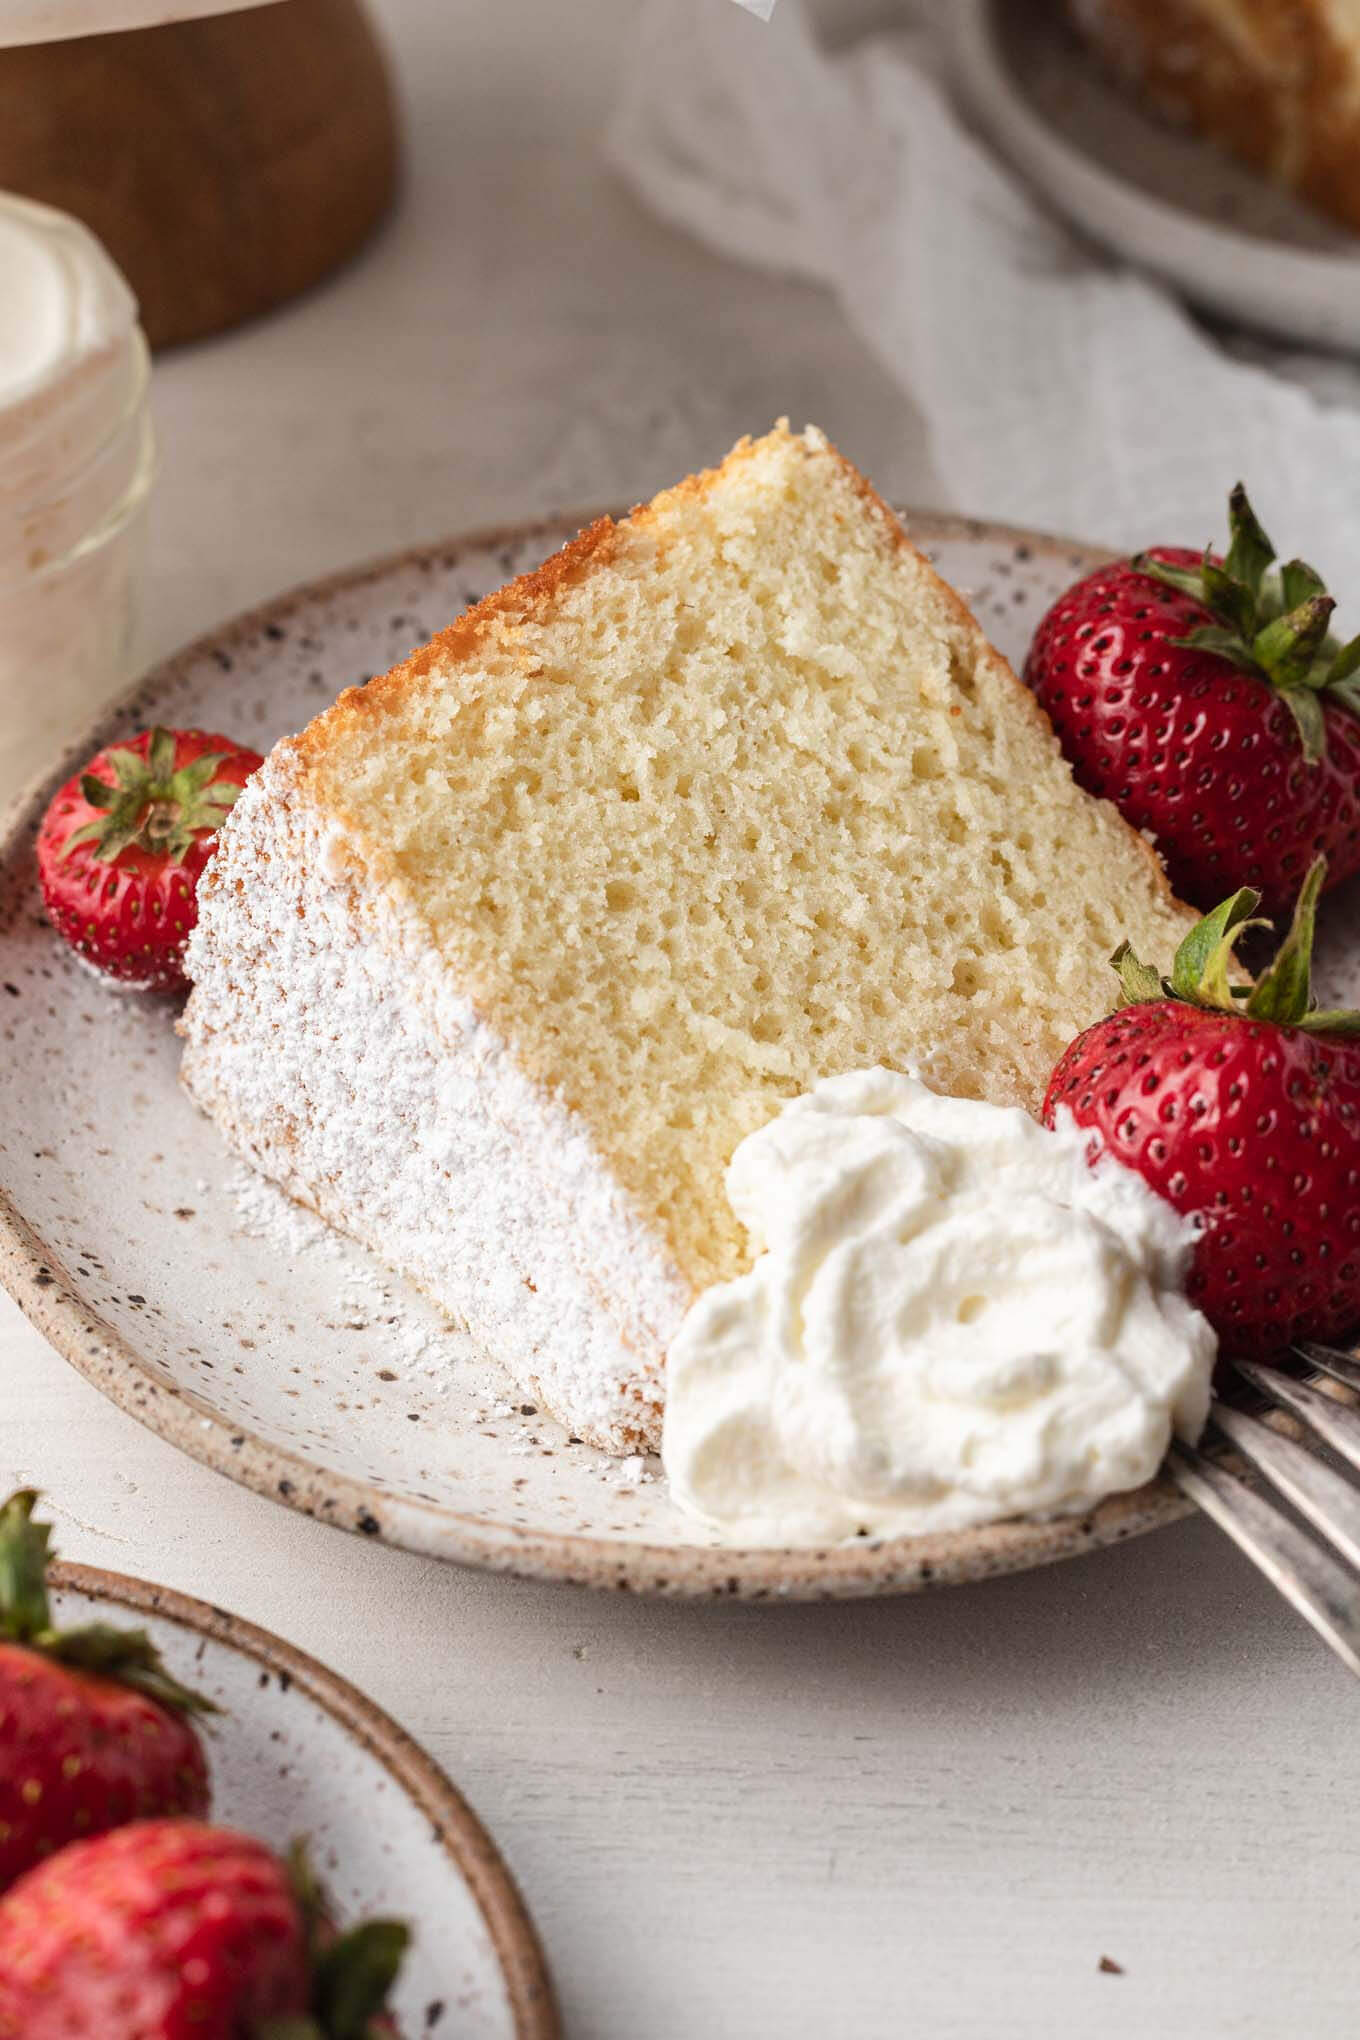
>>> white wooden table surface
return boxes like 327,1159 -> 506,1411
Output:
4,4 -> 1358,2034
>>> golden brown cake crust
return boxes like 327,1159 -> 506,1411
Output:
292,425 -> 1187,927
1072,0 -> 1360,232
292,513 -> 621,771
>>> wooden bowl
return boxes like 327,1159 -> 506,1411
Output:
0,0 -> 400,348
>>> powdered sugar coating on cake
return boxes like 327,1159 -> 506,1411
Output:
180,749 -> 691,1453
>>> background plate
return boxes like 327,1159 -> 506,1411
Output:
953,0 -> 1360,353
46,1562 -> 557,2038
4,510 -> 1358,1597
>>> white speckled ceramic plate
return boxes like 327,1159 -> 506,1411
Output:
953,0 -> 1360,352
5,510 -> 1359,1598
45,1563 -> 558,2038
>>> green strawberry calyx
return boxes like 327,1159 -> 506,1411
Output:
0,1489 -> 217,1717
61,726 -> 245,866
1133,484 -> 1360,764
255,1841 -> 411,2040
1111,857 -> 1360,1036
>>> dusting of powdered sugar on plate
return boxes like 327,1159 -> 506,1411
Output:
224,1149 -> 663,1479
228,1162 -> 336,1258
226,1162 -> 466,1384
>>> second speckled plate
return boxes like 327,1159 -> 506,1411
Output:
47,1563 -> 557,2036
4,511 -> 1359,1597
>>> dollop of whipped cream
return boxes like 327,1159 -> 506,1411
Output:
662,1069 -> 1215,1545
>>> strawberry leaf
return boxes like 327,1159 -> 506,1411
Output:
1280,558 -> 1327,613
1252,593 -> 1336,689
1330,676 -> 1360,722
0,1490 -> 53,1641
1224,483 -> 1275,599
44,1623 -> 219,1718
60,817 -> 115,859
94,823 -> 140,865
1201,554 -> 1255,638
104,745 -> 154,790
1246,857 -> 1325,1026
79,774 -> 118,810
1200,926 -> 1265,1012
1132,552 -> 1212,604
1171,625 -> 1260,673
147,726 -> 177,781
1298,1008 -> 1360,1036
280,1842 -> 409,2040
312,1920 -> 410,2039
173,753 -> 232,799
1110,939 -> 1165,1007
1279,685 -> 1327,764
1327,633 -> 1360,689
1109,862 -> 1360,1034
1170,885 -> 1260,1005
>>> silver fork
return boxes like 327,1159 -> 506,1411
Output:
1169,1342 -> 1360,1678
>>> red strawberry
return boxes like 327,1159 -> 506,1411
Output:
0,1820 -> 409,2040
1044,859 -> 1360,1354
0,1491 -> 213,1890
1024,487 -> 1360,914
37,725 -> 262,991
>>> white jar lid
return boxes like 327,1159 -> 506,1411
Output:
0,192 -> 149,576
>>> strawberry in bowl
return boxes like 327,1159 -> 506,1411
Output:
37,725 -> 262,992
1024,488 -> 1360,914
1045,858 -> 1360,1356
0,1819 -> 408,2039
0,1491 -> 214,1889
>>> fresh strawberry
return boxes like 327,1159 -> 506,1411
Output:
1024,487 -> 1360,914
1044,859 -> 1360,1354
37,725 -> 262,991
0,1490 -> 213,1890
0,1820 -> 409,2040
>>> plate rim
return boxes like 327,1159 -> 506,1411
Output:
45,1558 -> 560,2039
952,0 -> 1360,349
0,507 -> 1193,1601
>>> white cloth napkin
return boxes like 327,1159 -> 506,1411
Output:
610,0 -> 1360,580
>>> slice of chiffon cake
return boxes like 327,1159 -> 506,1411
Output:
179,424 -> 1193,1452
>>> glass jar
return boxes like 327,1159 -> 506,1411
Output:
0,194 -> 156,804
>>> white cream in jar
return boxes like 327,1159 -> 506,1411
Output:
0,193 -> 154,795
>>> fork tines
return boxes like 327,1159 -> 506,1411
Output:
1169,1342 -> 1360,1680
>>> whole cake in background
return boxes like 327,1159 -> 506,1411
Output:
1068,0 -> 1360,231
178,424 -> 1194,1455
